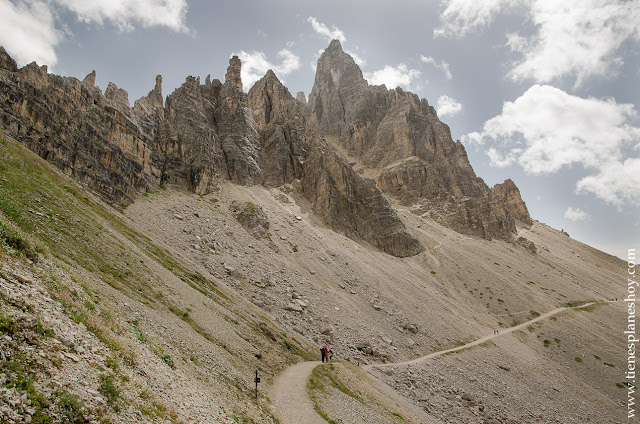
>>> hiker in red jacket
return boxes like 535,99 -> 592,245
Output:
321,345 -> 329,363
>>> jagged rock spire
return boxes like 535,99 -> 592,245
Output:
0,46 -> 17,72
82,70 -> 96,87
225,55 -> 243,92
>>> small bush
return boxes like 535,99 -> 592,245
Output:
34,324 -> 54,337
162,354 -> 176,370
575,357 -> 582,363
530,310 -> 540,317
98,373 -> 121,406
0,312 -> 16,334
56,390 -> 84,423
0,220 -> 40,262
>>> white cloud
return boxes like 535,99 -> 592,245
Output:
435,0 -> 640,84
0,0 -> 60,66
363,64 -> 421,90
576,158 -> 640,207
434,0 -> 519,38
507,0 -> 640,85
0,0 -> 189,67
436,95 -> 462,117
307,16 -> 346,43
236,48 -> 301,90
307,16 -> 364,67
467,84 -> 640,206
421,55 -> 452,80
54,0 -> 189,33
564,207 -> 589,221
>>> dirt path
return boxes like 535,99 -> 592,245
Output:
365,302 -> 599,370
270,360 -> 326,424
271,302 -> 602,423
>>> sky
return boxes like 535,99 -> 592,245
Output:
0,0 -> 638,261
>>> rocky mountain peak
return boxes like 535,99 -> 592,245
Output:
0,46 -> 18,72
225,55 -> 243,92
248,69 -> 301,129
150,75 -> 163,106
82,70 -> 96,87
0,43 -> 531,256
104,82 -> 131,113
307,39 -> 367,135
492,179 -> 533,226
304,40 -> 532,244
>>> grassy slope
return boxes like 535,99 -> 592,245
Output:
1,129 -> 627,423
0,133 -> 315,423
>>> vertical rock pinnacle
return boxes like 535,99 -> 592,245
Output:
225,55 -> 243,92
150,75 -> 163,107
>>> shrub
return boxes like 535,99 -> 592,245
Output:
0,220 -> 40,262
98,373 -> 121,406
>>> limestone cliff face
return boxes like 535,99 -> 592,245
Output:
302,142 -> 424,258
307,40 -> 531,242
0,49 -> 159,203
0,50 -> 264,203
249,70 -> 422,257
248,70 -> 307,187
216,56 -> 263,185
161,75 -> 219,194
491,179 -> 533,226
0,42 -> 532,255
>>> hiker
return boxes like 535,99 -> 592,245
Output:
329,348 -> 333,361
320,346 -> 325,363
321,345 -> 329,363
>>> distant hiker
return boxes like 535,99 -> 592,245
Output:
321,346 -> 326,363
321,345 -> 329,363
329,348 -> 334,361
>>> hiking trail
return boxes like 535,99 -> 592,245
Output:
270,301 -> 601,423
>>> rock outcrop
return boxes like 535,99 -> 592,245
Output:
216,56 -> 263,185
306,40 -> 531,242
491,179 -> 533,226
302,142 -> 424,258
249,70 -> 422,257
0,41 -> 532,256
248,70 -> 307,187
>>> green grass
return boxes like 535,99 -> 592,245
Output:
307,368 -> 338,424
56,390 -> 85,423
162,354 -> 176,370
391,412 -> 405,421
0,311 -> 16,334
98,373 -> 121,407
